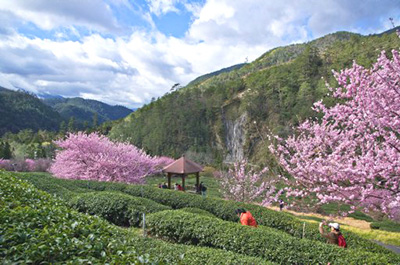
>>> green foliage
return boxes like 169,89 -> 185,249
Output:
70,191 -> 171,226
147,210 -> 400,265
371,219 -> 400,233
0,141 -> 11,159
180,207 -> 216,218
22,174 -> 394,255
0,88 -> 62,136
133,236 -> 272,265
109,30 -> 400,165
0,172 -> 145,264
109,87 -> 215,159
1,172 -> 271,265
43,96 -> 132,126
319,203 -> 374,222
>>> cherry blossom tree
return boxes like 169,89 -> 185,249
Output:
217,160 -> 280,204
50,132 -> 172,183
271,50 -> 400,220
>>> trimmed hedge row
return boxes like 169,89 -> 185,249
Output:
147,210 -> 400,265
16,172 -> 93,199
371,219 -> 400,232
64,178 -> 392,254
70,191 -> 171,226
180,207 -> 216,218
17,173 -> 394,255
0,173 -> 145,264
1,172 -> 274,265
132,236 -> 273,265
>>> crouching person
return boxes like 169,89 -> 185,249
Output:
235,208 -> 257,227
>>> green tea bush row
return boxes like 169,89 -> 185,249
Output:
70,191 -> 171,226
76,179 -> 391,254
17,173 -> 394,255
180,207 -> 216,218
0,173 -> 144,264
371,219 -> 400,232
17,172 -> 93,199
146,210 -> 400,265
132,236 -> 273,265
1,172 -> 273,264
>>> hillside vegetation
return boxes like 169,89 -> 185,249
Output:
109,29 -> 399,165
4,171 -> 399,264
0,87 -> 62,135
42,97 -> 132,125
0,86 -> 132,136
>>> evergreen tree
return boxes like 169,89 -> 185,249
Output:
67,117 -> 75,132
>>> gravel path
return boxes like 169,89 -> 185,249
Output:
373,240 -> 400,254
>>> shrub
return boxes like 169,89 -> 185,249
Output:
0,159 -> 52,172
0,172 -> 272,265
371,219 -> 400,232
17,172 -> 91,200
180,207 -> 216,218
115,183 -> 394,254
0,172 -> 145,264
147,210 -> 400,265
15,173 -> 394,255
70,191 -> 171,227
132,237 -> 272,265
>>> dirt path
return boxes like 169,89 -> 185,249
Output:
266,206 -> 371,229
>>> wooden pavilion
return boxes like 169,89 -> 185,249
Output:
162,156 -> 203,191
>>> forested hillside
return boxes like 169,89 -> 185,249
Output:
0,87 -> 62,135
0,87 -> 133,136
42,97 -> 133,125
109,29 -> 400,165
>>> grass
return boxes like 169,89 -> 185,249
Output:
290,215 -> 400,247
342,225 -> 400,246
319,203 -> 374,222
370,219 -> 400,232
18,171 -> 400,248
146,167 -> 222,198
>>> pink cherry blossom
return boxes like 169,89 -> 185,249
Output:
271,50 -> 400,220
217,160 -> 280,204
50,132 -> 173,184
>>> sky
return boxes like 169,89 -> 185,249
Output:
0,0 -> 398,109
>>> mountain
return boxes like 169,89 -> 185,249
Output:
0,87 -> 63,135
42,97 -> 133,125
0,88 -> 133,136
187,63 -> 247,87
109,28 -> 400,165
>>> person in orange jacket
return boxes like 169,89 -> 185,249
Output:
235,208 -> 257,227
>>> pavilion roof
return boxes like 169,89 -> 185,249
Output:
162,156 -> 203,174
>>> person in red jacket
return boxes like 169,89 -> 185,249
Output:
235,208 -> 257,227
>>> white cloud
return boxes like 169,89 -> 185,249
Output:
0,0 -> 119,32
146,0 -> 181,16
0,0 -> 398,109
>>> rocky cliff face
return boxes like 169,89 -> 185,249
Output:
223,112 -> 248,163
219,98 -> 249,163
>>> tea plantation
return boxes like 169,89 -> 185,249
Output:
1,171 -> 399,264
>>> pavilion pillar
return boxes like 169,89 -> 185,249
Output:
167,173 -> 172,189
196,172 -> 200,193
182,174 -> 186,191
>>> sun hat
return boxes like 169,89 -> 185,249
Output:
328,223 -> 340,230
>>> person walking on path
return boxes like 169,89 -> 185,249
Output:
279,199 -> 284,211
319,220 -> 347,248
200,182 -> 207,198
235,208 -> 257,227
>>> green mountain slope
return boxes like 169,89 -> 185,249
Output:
42,97 -> 133,125
0,87 -> 63,135
109,29 -> 399,164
